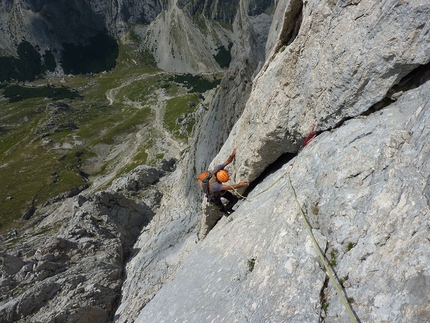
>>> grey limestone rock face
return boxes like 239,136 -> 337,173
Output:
109,165 -> 164,193
214,0 -> 430,183
118,0 -> 430,322
289,81 -> 430,322
111,1 -> 430,322
109,165 -> 167,209
133,76 -> 430,323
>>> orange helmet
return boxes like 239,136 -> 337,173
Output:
216,170 -> 229,182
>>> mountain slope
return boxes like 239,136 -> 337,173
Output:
117,0 -> 430,322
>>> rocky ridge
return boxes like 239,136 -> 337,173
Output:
0,166 -> 165,323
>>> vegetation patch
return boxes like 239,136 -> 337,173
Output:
117,74 -> 166,103
329,249 -> 338,267
168,73 -> 221,93
346,242 -> 356,252
0,142 -> 87,230
247,258 -> 256,273
88,107 -> 151,146
0,41 -> 56,82
0,95 -> 151,230
322,301 -> 329,313
3,85 -> 79,102
123,149 -> 150,173
214,43 -> 232,69
164,94 -> 199,140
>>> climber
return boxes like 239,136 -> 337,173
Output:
198,147 -> 249,214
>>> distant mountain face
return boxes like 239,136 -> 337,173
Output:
0,0 -> 163,49
0,0 -> 163,77
1,0 -> 274,77
177,0 -> 240,23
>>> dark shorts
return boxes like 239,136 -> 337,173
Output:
210,191 -> 238,212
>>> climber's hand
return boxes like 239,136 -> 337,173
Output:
240,181 -> 249,187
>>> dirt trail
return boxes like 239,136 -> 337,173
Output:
91,73 -> 186,191
105,74 -> 154,106
151,88 -> 188,154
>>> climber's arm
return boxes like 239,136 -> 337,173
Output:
223,147 -> 237,166
221,181 -> 249,191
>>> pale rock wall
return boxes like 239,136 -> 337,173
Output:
133,74 -> 430,323
126,0 -> 430,322
214,0 -> 430,183
113,2 -> 276,320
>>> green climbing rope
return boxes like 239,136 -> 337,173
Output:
287,172 -> 358,323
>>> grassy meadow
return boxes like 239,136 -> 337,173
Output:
0,44 -> 222,232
